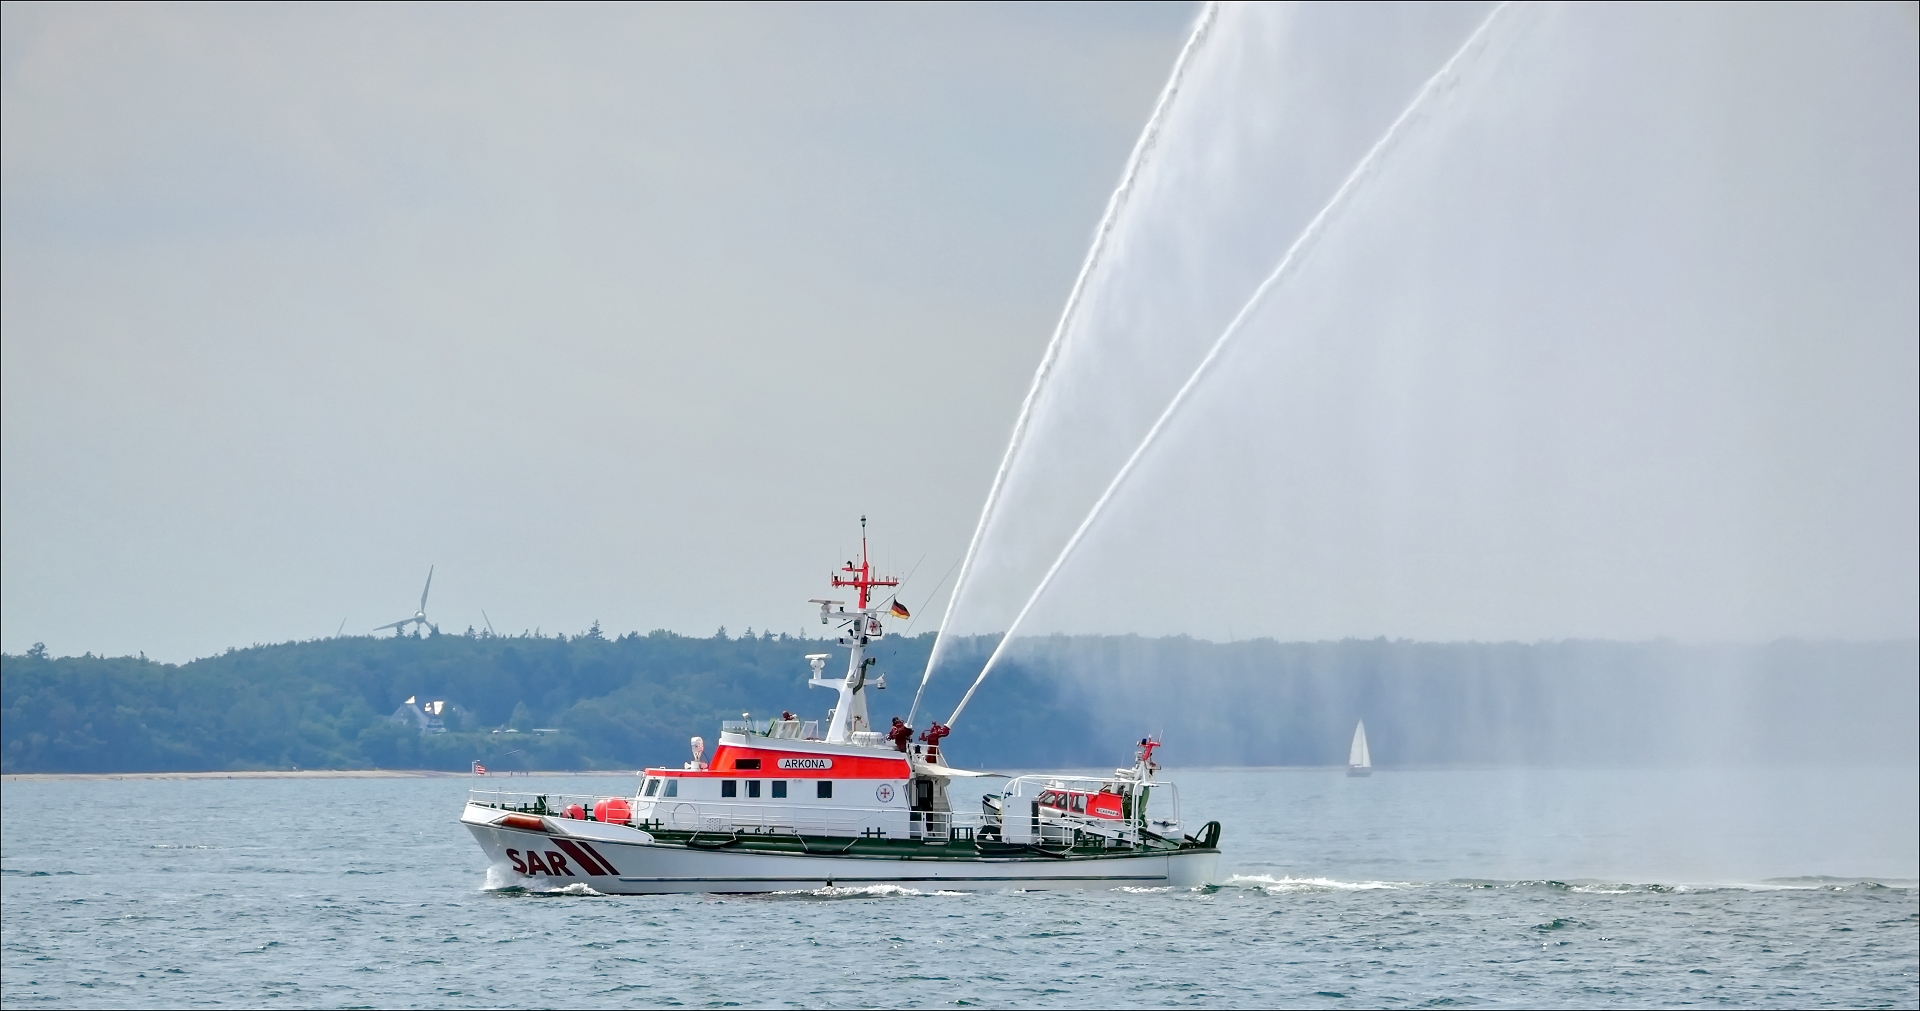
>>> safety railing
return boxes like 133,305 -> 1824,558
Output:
908,809 -> 991,842
468,790 -> 635,822
720,719 -> 823,740
996,774 -> 1178,846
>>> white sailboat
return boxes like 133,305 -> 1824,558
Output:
1346,720 -> 1372,777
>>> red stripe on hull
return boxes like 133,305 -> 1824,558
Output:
552,838 -> 610,876
577,841 -> 621,876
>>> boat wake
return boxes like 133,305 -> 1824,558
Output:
1452,877 -> 1916,894
1226,874 -> 1410,893
481,863 -> 521,892
1222,874 -> 1916,895
541,881 -> 607,896
481,864 -> 606,896
754,884 -> 955,901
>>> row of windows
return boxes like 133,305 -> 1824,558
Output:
721,780 -> 832,799
642,777 -> 832,800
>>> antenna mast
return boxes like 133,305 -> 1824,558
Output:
831,515 -> 899,609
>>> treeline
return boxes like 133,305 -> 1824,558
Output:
1,627 -> 948,774
2,628 -> 1913,773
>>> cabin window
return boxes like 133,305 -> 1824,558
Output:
734,758 -> 761,770
662,779 -> 678,798
1071,794 -> 1086,813
642,778 -> 660,797
817,780 -> 833,799
747,780 -> 761,798
721,780 -> 737,798
772,781 -> 788,799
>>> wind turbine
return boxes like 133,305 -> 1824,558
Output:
374,566 -> 437,636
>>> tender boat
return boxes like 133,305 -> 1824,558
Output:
460,528 -> 1222,893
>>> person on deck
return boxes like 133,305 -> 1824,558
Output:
920,722 -> 950,760
887,716 -> 914,752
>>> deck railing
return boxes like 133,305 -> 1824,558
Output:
715,720 -> 922,750
996,774 -> 1181,844
468,790 -> 633,821
468,788 -> 1155,847
720,718 -> 823,740
908,809 -> 992,842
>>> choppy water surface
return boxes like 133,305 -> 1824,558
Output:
3,767 -> 1915,1008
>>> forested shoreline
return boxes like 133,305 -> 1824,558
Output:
1,627 -> 951,774
3,628 -> 1913,773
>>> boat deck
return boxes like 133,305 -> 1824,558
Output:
466,791 -> 1219,860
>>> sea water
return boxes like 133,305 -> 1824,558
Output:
3,767 -> 1915,1008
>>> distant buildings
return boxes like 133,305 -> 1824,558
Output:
390,697 -> 560,736
390,696 -> 455,734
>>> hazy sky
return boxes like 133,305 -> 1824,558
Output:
8,3 -> 1915,667
1,2 -> 1199,661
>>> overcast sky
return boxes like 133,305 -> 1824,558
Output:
2,2 -> 1199,662
7,3 -> 1915,666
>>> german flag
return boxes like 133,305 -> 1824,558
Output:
888,598 -> 911,620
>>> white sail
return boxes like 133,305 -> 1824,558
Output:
1348,721 -> 1371,769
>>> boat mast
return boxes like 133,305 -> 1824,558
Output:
832,516 -> 897,611
815,517 -> 899,743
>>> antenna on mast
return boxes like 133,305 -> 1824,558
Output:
831,515 -> 898,610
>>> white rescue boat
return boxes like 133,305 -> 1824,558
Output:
461,525 -> 1222,893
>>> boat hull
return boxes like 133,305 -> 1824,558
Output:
463,803 -> 1218,894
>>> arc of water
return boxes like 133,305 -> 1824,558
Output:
903,556 -> 963,727
910,0 -> 1223,720
945,2 -> 1516,730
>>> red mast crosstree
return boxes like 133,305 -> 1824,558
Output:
831,515 -> 899,610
